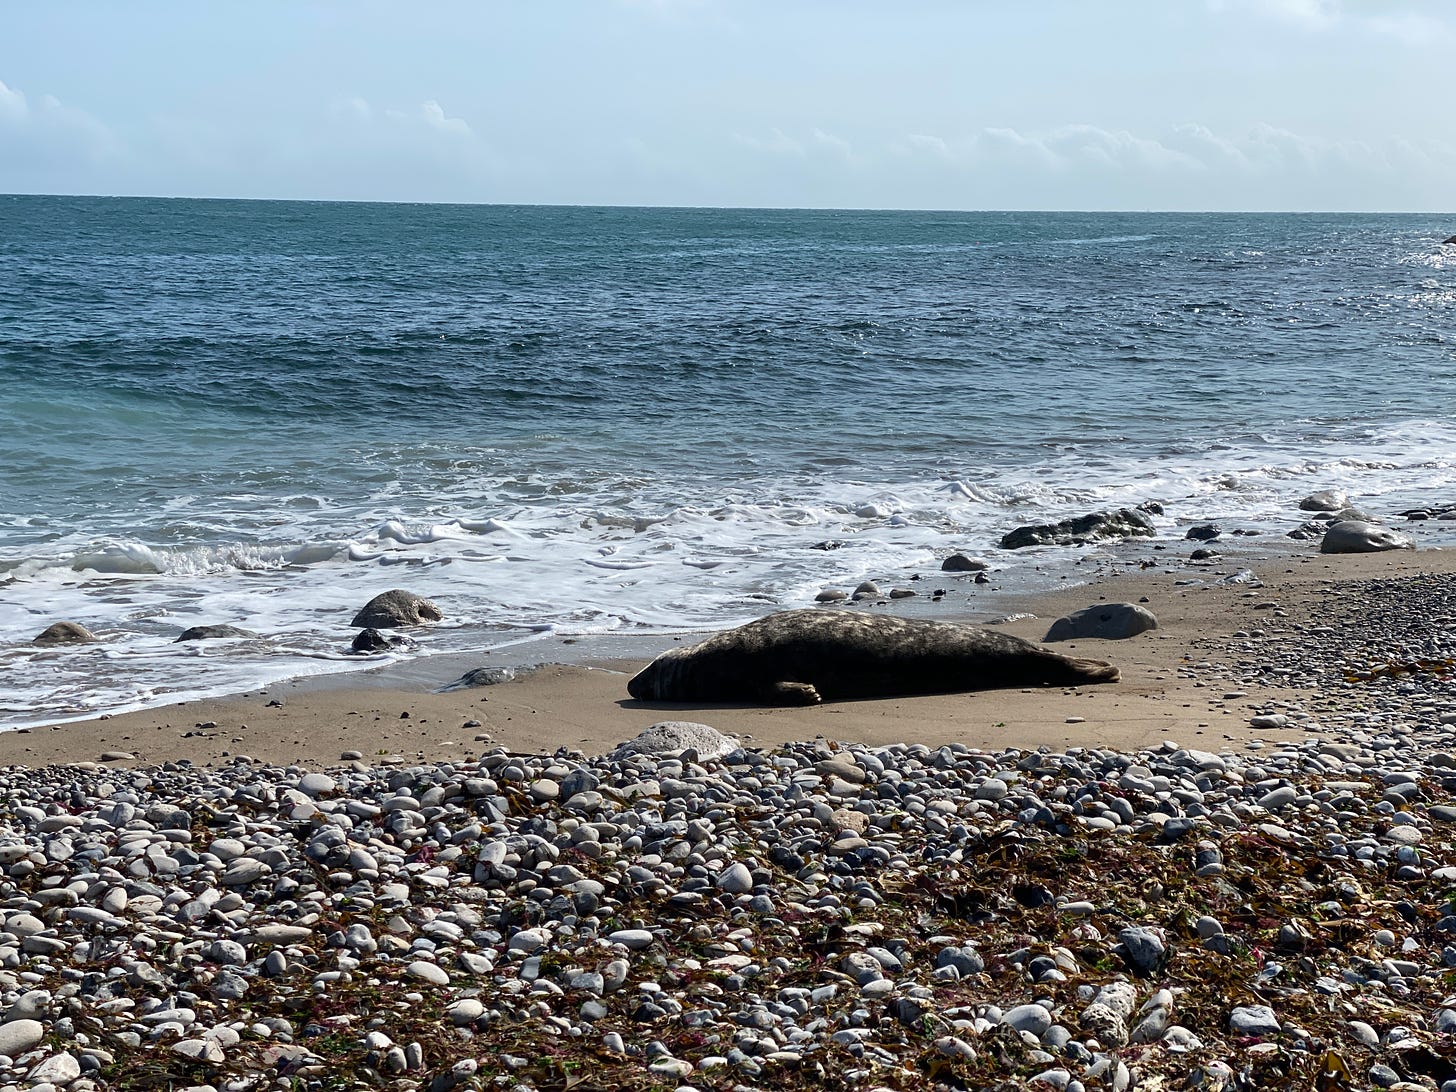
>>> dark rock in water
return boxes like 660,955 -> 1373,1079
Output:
350,628 -> 415,654
351,589 -> 443,628
1299,489 -> 1348,513
1138,501 -> 1165,516
31,622 -> 98,647
1398,503 -> 1456,521
810,540 -> 842,551
352,628 -> 392,653
627,609 -> 1119,706
1324,506 -> 1376,524
1287,520 -> 1327,540
1185,523 -> 1220,541
1189,547 -> 1219,560
455,666 -> 516,687
175,625 -> 256,643
1320,520 -> 1415,554
1000,508 -> 1156,550
941,554 -> 989,572
1044,603 -> 1158,642
815,588 -> 848,603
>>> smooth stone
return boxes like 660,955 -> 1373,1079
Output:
0,1020 -> 45,1056
1044,603 -> 1158,642
446,999 -> 484,1025
405,961 -> 450,986
1002,1004 -> 1052,1037
298,773 -> 336,797
1257,785 -> 1297,810
249,925 -> 313,944
717,862 -> 754,894
220,859 -> 271,886
28,1053 -> 82,1084
608,929 -> 655,950
172,1038 -> 226,1063
1229,1005 -> 1281,1036
508,929 -> 549,952
975,779 -> 1009,802
1320,520 -> 1415,554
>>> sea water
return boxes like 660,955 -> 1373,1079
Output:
2,196 -> 1454,726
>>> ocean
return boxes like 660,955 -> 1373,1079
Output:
2,195 -> 1454,727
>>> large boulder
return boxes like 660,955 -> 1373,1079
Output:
1319,520 -> 1415,554
1045,603 -> 1159,642
31,622 -> 98,647
1299,489 -> 1348,513
351,589 -> 443,628
176,625 -> 256,642
1000,508 -> 1156,550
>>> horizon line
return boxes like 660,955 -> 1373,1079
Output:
2,190 -> 1453,218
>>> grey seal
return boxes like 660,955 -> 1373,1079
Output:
627,609 -> 1119,706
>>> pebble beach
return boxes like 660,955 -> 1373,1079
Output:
2,548 -> 1456,1092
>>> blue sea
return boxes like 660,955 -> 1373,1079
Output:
2,196 -> 1455,726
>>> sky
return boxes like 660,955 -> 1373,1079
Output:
1,0 -> 1452,211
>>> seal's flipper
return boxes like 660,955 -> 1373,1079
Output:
766,681 -> 821,705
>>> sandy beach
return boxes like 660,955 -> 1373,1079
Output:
10,545 -> 1449,769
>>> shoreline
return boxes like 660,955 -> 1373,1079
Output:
6,545 -> 1451,769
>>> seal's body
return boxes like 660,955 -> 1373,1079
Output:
628,609 -> 1119,706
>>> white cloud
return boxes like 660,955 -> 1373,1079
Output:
906,133 -> 950,158
1208,0 -> 1451,41
903,120 -> 1456,180
0,77 -> 119,185
880,121 -> 1456,209
1207,0 -> 1340,29
329,96 -> 373,123
0,79 -> 26,123
1364,11 -> 1450,46
733,127 -> 807,157
811,128 -> 854,163
332,96 -> 473,138
418,100 -> 470,136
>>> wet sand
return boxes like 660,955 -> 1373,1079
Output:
5,547 -> 1449,769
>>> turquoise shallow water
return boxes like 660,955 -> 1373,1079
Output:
2,196 -> 1455,724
